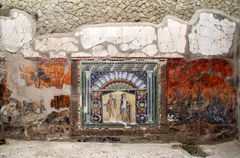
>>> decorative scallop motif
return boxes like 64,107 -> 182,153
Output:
92,72 -> 147,91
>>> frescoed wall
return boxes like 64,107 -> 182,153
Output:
166,58 -> 237,139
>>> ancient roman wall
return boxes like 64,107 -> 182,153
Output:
0,8 -> 239,143
0,0 -> 239,34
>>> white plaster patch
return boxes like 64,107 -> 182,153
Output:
49,51 -> 67,58
188,13 -> 236,55
71,52 -> 92,57
79,26 -> 156,50
129,52 -> 147,57
34,37 -> 79,52
158,18 -> 187,53
91,45 -> 109,57
157,53 -> 184,58
0,51 -> 5,58
21,43 -> 41,58
0,9 -> 36,53
107,44 -> 119,56
141,44 -> 158,56
119,44 -> 129,51
115,53 -> 128,57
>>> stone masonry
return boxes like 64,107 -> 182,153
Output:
0,0 -> 239,35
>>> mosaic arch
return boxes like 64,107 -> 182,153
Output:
79,60 -> 161,126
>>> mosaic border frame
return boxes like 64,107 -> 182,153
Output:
70,58 -> 166,131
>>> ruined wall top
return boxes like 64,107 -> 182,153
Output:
0,9 -> 239,58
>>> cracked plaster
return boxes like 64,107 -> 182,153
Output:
0,9 -> 239,58
188,13 -> 236,55
158,18 -> 187,53
78,25 -> 157,50
0,9 -> 36,53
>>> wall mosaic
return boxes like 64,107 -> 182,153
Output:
79,60 -> 161,126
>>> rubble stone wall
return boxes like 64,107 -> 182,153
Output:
0,0 -> 239,34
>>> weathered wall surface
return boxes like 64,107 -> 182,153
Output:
167,58 -> 237,140
0,0 -> 239,35
0,8 -> 239,142
0,55 -> 71,139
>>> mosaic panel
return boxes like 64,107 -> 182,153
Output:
79,61 -> 160,126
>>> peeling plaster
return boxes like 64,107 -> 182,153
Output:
0,9 -> 238,58
5,54 -> 71,114
188,13 -> 236,55
0,9 -> 36,53
79,26 -> 157,50
34,37 -> 79,52
158,18 -> 187,53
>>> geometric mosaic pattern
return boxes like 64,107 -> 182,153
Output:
79,61 -> 159,126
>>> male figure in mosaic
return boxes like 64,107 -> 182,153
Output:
106,94 -> 116,120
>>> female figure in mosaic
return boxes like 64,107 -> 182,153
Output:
120,93 -> 131,122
